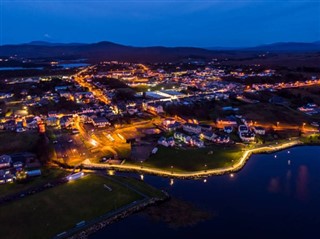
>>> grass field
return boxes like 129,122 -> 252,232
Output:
126,145 -> 243,172
0,174 -> 163,239
300,134 -> 320,144
0,131 -> 40,154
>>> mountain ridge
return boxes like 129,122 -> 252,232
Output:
1,40 -> 319,62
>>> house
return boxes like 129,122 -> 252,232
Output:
167,137 -> 175,147
59,91 -> 72,99
24,117 -> 38,129
190,136 -> 204,148
13,161 -> 23,169
143,102 -> 164,114
158,137 -> 175,147
200,131 -> 217,141
59,116 -> 74,128
92,117 -> 110,128
26,169 -> 42,177
200,124 -> 212,132
213,135 -> 230,144
55,86 -> 69,92
224,126 -> 233,134
48,111 -> 58,118
0,169 -> 14,184
166,122 -> 182,132
238,125 -> 249,134
239,132 -> 255,142
162,118 -> 176,127
158,137 -> 169,147
183,123 -> 201,134
253,126 -> 266,135
0,155 -> 12,169
46,117 -> 59,126
127,106 -> 138,115
174,132 -> 191,144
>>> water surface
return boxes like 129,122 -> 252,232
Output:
91,146 -> 320,239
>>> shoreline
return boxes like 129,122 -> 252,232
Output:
81,140 -> 312,179
62,194 -> 169,239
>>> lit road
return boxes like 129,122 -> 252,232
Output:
82,140 -> 302,178
73,66 -> 111,105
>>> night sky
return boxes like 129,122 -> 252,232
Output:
1,0 -> 319,47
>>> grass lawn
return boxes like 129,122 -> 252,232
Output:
126,145 -> 244,172
0,131 -> 40,154
114,176 -> 165,199
300,134 -> 320,144
0,174 -> 160,239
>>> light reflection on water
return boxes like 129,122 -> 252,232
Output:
91,146 -> 320,239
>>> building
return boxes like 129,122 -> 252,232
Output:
239,132 -> 255,142
0,155 -> 12,169
0,169 -> 14,184
200,124 -> 212,132
59,116 -> 74,128
238,125 -> 249,134
143,102 -> 164,114
174,132 -> 191,144
190,136 -> 204,148
26,169 -> 42,177
224,126 -> 233,134
213,135 -> 230,144
158,137 -> 169,147
200,131 -> 217,141
183,123 -> 201,134
92,117 -> 110,128
253,126 -> 266,135
162,118 -> 176,127
46,116 -> 59,126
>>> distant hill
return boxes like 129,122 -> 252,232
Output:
0,41 -> 219,62
1,40 -> 319,63
242,41 -> 320,52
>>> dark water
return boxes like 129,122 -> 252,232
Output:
91,146 -> 320,239
59,63 -> 89,68
0,67 -> 44,71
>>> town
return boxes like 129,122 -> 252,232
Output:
1,59 -> 320,185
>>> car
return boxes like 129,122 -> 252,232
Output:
68,139 -> 73,143
53,140 -> 58,144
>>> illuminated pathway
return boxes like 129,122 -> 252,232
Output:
82,140 -> 303,179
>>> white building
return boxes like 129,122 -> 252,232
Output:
0,155 -> 12,169
183,123 -> 201,134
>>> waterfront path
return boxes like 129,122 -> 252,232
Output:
82,140 -> 303,178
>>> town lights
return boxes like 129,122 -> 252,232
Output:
90,139 -> 98,146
